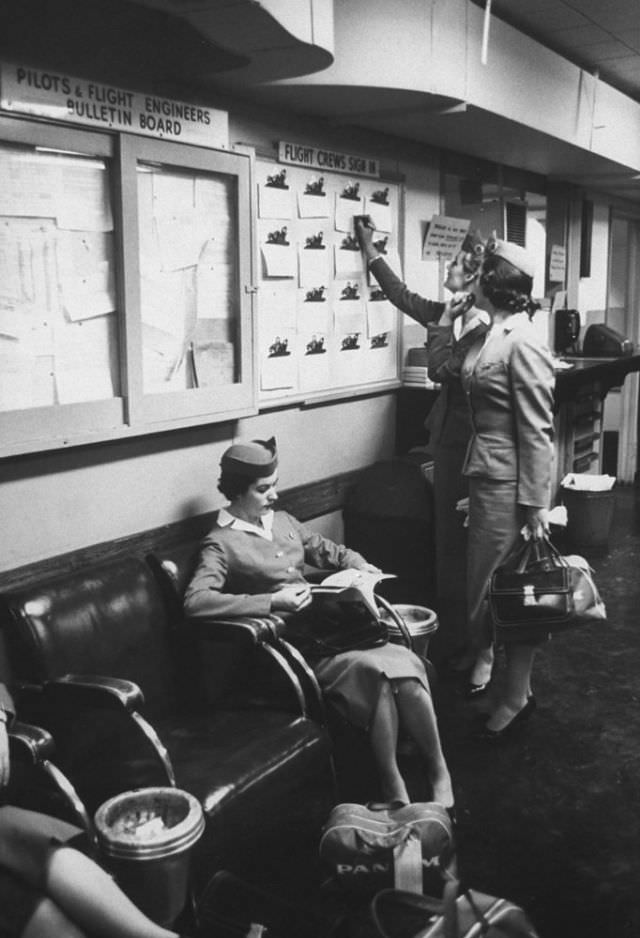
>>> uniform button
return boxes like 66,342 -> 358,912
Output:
287,566 -> 295,573
275,551 -> 283,558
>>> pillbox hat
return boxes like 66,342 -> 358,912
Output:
220,437 -> 278,478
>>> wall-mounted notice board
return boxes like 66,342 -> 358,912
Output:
255,158 -> 403,405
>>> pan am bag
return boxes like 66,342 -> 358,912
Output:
319,801 -> 454,896
489,534 -> 606,642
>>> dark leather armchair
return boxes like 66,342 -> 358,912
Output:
0,554 -> 336,895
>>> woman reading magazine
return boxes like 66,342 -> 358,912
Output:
183,439 -> 454,812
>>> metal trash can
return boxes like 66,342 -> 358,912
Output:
380,604 -> 439,659
94,787 -> 205,927
562,483 -> 616,549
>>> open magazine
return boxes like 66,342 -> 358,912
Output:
310,568 -> 396,620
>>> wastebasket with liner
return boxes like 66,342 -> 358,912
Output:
560,473 -> 616,549
94,787 -> 205,927
378,603 -> 439,660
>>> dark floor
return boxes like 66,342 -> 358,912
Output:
323,484 -> 640,938
410,483 -> 640,938
215,485 -> 640,938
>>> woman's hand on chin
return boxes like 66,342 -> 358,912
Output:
272,585 -> 312,612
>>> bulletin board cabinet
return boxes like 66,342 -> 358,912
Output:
254,158 -> 403,405
0,114 -> 255,457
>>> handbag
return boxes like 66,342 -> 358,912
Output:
319,801 -> 454,896
370,879 -> 540,938
489,534 -> 606,641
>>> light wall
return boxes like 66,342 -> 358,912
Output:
0,106 -> 439,573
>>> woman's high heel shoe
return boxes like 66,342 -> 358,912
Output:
476,696 -> 537,741
465,679 -> 491,698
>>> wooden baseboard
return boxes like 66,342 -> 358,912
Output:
0,469 -> 363,594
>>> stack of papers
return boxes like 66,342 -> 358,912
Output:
561,473 -> 616,491
401,365 -> 440,389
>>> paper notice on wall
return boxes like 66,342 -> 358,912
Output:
422,215 -> 470,260
335,189 -> 364,233
57,162 -> 113,232
549,244 -> 566,283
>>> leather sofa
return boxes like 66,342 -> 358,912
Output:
0,546 -> 336,898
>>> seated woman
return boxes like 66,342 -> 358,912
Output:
183,438 -> 454,811
0,676 -> 193,938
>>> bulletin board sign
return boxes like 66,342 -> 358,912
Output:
278,141 -> 380,179
256,157 -> 402,403
0,63 -> 229,149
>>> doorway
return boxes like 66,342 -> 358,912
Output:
604,213 -> 640,483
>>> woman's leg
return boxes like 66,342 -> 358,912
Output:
393,679 -> 454,808
42,846 -> 181,938
0,807 -> 180,938
466,479 -> 520,689
369,678 -> 410,804
485,643 -> 537,733
23,897 -> 86,938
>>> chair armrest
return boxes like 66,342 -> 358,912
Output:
44,675 -> 145,713
43,676 -> 176,788
8,721 -> 96,845
8,720 -> 56,765
189,615 -> 286,646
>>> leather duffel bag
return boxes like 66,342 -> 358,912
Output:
319,801 -> 454,895
371,880 -> 540,938
489,533 -> 606,641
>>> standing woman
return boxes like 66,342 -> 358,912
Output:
461,238 -> 555,737
355,219 -> 488,667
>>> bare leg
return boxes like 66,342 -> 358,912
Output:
0,807 -> 180,938
43,846 -> 181,938
485,643 -> 537,733
469,645 -> 494,687
23,897 -> 86,938
393,679 -> 454,809
369,678 -> 410,804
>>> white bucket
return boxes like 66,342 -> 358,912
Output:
94,787 -> 204,926
381,605 -> 439,658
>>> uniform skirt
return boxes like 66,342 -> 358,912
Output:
467,477 -> 549,647
313,643 -> 429,730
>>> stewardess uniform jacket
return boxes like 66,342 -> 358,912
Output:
461,312 -> 555,508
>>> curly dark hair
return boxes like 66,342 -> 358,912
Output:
479,254 -> 539,318
459,232 -> 485,277
218,470 -> 254,500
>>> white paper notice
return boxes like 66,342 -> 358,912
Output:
549,244 -> 566,283
298,188 -> 333,218
57,163 -> 113,232
54,317 -> 115,403
365,189 -> 393,233
259,182 -> 294,220
335,190 -> 364,233
261,241 -> 297,278
299,242 -> 331,288
260,328 -> 297,390
299,329 -> 330,391
335,243 -> 363,280
422,215 -> 470,261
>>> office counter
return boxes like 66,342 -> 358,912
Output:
552,353 -> 640,490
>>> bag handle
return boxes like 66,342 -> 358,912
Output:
369,875 -> 498,938
510,533 -> 567,575
375,595 -> 415,653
